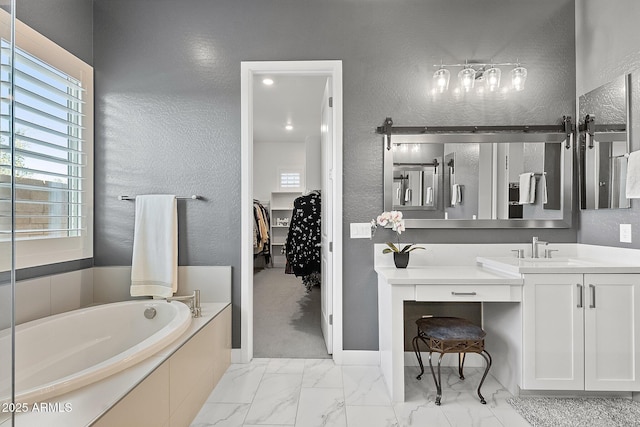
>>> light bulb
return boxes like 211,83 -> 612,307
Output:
432,67 -> 450,93
458,67 -> 476,92
485,66 -> 501,92
511,65 -> 527,91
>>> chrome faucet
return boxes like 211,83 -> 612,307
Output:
167,289 -> 201,318
531,237 -> 548,258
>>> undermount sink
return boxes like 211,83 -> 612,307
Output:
517,258 -> 596,266
475,256 -> 604,274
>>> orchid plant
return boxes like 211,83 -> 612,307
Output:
371,211 -> 424,254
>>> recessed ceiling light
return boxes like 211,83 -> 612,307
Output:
285,124 -> 293,131
262,78 -> 274,86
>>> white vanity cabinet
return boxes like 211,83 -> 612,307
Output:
522,273 -> 640,391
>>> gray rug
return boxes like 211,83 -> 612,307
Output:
507,397 -> 640,427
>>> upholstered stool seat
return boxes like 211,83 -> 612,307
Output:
412,316 -> 492,405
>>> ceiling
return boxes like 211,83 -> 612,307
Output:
252,75 -> 328,143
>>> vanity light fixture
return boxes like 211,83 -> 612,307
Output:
510,64 -> 527,91
433,61 -> 527,93
432,66 -> 450,93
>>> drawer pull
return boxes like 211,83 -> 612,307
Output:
589,284 -> 596,308
451,291 -> 477,296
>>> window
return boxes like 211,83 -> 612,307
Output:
0,10 -> 93,269
278,168 -> 304,191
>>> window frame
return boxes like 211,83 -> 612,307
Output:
0,10 -> 93,270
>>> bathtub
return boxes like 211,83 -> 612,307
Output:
0,300 -> 192,404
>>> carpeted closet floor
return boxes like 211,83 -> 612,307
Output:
253,267 -> 330,358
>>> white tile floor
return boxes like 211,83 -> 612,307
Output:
191,358 -> 532,427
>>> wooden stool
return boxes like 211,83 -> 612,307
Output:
411,316 -> 492,405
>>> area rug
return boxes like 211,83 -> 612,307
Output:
507,397 -> 640,427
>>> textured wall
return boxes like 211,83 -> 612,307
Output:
93,0 -> 576,350
576,0 -> 640,249
17,0 -> 93,65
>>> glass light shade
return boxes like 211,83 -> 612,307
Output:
511,66 -> 527,91
485,66 -> 501,91
432,67 -> 450,93
458,67 -> 476,92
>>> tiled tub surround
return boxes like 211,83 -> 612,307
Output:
4,303 -> 231,427
3,300 -> 192,405
0,265 -> 232,426
374,243 -> 640,402
0,266 -> 232,330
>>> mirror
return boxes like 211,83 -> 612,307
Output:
578,74 -> 630,209
383,131 -> 573,228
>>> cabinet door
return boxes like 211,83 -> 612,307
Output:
584,274 -> 640,391
522,274 -> 584,390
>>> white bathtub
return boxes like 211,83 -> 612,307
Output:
0,300 -> 192,404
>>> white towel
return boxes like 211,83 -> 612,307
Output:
130,195 -> 178,298
451,184 -> 462,206
625,151 -> 640,198
425,187 -> 433,204
540,173 -> 548,204
519,173 -> 535,204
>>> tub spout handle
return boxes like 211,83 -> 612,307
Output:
166,290 -> 202,318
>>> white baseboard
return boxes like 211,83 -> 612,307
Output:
339,350 -> 380,366
231,348 -> 246,364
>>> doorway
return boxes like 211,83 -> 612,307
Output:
252,75 -> 327,358
240,61 -> 343,363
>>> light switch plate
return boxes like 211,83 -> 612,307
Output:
350,223 -> 372,239
620,224 -> 632,243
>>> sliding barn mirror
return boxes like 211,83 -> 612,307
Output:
381,123 -> 573,228
578,74 -> 631,210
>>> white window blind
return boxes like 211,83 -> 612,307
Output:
0,40 -> 86,240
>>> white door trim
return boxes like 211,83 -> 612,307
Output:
240,60 -> 343,364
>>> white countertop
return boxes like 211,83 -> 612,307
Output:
477,256 -> 640,274
375,265 -> 523,285
3,302 -> 230,427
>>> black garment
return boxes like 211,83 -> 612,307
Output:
285,191 -> 321,289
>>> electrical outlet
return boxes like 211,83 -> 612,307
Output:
350,223 -> 372,239
620,224 -> 632,243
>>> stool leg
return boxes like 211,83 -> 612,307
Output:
412,336 -> 425,380
458,352 -> 466,380
428,352 -> 443,405
476,350 -> 493,405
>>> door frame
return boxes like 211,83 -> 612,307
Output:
240,60 -> 343,363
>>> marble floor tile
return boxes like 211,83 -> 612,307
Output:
190,402 -> 250,427
244,373 -> 302,425
392,401 -> 451,427
345,405 -> 399,427
439,391 -> 505,427
295,387 -> 347,427
196,359 -> 529,427
342,366 -> 392,406
303,359 -> 343,388
207,363 -> 267,404
266,358 -> 306,374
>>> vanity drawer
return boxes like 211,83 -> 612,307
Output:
415,284 -> 512,302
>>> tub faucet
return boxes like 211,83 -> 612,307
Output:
166,289 -> 201,318
531,237 -> 548,258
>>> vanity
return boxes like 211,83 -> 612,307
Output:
375,243 -> 640,402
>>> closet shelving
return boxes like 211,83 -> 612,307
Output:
269,191 -> 301,267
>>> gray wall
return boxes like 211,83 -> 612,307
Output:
93,0 -> 577,350
576,0 -> 640,249
17,0 -> 93,66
